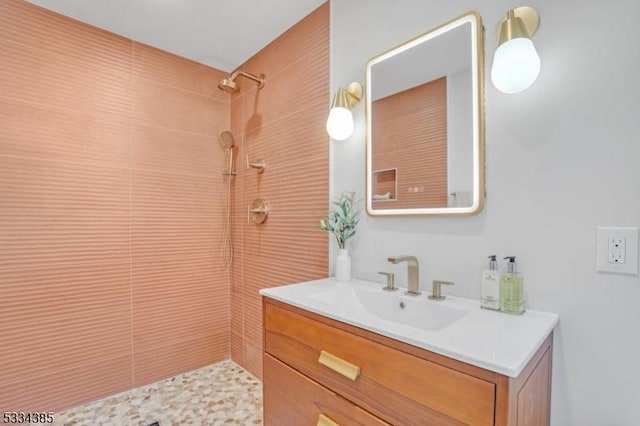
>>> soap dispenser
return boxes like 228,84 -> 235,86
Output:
481,255 -> 501,310
500,256 -> 524,315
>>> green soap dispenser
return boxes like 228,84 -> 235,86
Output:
500,256 -> 525,315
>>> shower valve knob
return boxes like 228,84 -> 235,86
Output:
247,198 -> 269,225
246,155 -> 266,173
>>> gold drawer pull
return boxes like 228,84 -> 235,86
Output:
318,350 -> 361,381
317,413 -> 341,426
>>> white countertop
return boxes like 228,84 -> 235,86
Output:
260,278 -> 559,378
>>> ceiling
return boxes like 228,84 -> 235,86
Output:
29,0 -> 327,72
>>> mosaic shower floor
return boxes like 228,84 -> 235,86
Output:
50,360 -> 263,426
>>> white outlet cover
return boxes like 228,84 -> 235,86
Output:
596,227 -> 639,275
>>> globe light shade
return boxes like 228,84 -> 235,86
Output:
491,37 -> 541,94
326,107 -> 354,141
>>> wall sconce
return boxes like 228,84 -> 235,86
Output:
490,6 -> 540,94
326,82 -> 363,141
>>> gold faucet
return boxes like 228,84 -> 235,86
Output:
428,280 -> 455,300
377,271 -> 397,291
387,256 -> 420,296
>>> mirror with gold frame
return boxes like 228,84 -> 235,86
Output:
365,11 -> 485,216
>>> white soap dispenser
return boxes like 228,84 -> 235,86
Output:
481,255 -> 501,310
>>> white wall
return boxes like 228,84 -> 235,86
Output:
330,0 -> 640,424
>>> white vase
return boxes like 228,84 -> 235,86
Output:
334,248 -> 351,282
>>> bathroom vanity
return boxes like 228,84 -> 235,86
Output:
260,279 -> 558,426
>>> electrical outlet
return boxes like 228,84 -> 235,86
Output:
597,227 -> 638,275
607,237 -> 626,264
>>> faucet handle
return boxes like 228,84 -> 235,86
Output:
377,271 -> 397,291
428,280 -> 454,300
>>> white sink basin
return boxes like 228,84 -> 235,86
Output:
308,284 -> 467,331
354,286 -> 468,331
260,278 -> 559,378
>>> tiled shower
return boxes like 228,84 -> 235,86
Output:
0,0 -> 328,413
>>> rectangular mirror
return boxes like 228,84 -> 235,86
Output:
365,11 -> 485,216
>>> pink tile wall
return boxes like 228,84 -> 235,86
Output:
229,3 -> 330,379
0,0 -> 230,411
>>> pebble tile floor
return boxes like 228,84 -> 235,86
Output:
48,360 -> 263,426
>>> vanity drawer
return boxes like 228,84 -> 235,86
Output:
264,300 -> 496,426
264,353 -> 389,426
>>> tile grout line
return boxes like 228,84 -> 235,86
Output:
0,95 -> 223,140
239,91 -> 246,362
129,39 -> 135,391
133,72 -> 229,101
228,72 -> 232,363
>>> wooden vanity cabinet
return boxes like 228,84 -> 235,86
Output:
264,354 -> 390,426
263,298 -> 553,426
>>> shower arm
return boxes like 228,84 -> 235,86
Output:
230,70 -> 265,89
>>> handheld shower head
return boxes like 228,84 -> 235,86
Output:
219,131 -> 236,177
217,70 -> 266,92
220,130 -> 235,148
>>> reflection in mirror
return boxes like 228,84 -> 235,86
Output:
366,12 -> 484,216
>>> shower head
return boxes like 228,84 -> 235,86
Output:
217,70 -> 266,92
220,131 -> 235,148
218,78 -> 238,93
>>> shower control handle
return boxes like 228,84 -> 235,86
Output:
246,155 -> 266,173
247,198 -> 269,224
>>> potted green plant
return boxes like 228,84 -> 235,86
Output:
320,191 -> 360,281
